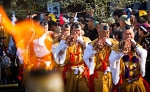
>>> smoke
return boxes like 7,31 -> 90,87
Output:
11,11 -> 17,25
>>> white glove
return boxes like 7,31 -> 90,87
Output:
118,52 -> 124,57
61,43 -> 68,51
130,39 -> 136,44
105,38 -> 112,46
77,36 -> 84,45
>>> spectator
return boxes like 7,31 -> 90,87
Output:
113,9 -> 123,22
119,15 -> 131,29
48,21 -> 61,39
85,15 -> 98,41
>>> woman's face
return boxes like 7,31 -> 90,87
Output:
119,19 -> 125,28
133,19 -> 139,30
138,28 -> 144,36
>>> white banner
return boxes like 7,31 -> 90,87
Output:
47,2 -> 60,18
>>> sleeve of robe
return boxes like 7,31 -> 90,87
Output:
135,46 -> 147,77
52,40 -> 68,65
109,43 -> 124,85
83,43 -> 97,75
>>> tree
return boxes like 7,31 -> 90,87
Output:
0,0 -> 148,19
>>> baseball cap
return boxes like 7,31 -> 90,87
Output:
120,15 -> 131,25
106,18 -> 115,24
137,23 -> 150,32
85,15 -> 94,21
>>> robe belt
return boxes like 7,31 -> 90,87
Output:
62,62 -> 86,85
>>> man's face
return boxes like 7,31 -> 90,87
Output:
98,25 -> 110,38
44,24 -> 48,31
114,15 -> 119,21
102,30 -> 110,38
86,20 -> 93,27
50,25 -> 55,31
73,26 -> 81,36
122,29 -> 134,40
62,27 -> 70,36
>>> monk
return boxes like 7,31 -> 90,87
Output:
53,23 -> 91,92
83,23 -> 118,92
109,26 -> 149,92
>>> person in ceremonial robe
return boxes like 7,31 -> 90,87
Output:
109,26 -> 149,92
83,23 -> 118,92
53,23 -> 71,46
52,23 -> 91,92
21,20 -> 57,88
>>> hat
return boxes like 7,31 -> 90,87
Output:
120,15 -> 131,25
139,10 -> 147,17
48,14 -> 57,22
85,15 -> 94,21
106,18 -> 115,24
137,23 -> 150,32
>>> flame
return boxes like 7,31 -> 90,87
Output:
0,6 -> 45,49
0,6 -> 57,71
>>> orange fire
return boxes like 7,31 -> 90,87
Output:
0,6 -> 45,49
0,6 -> 55,69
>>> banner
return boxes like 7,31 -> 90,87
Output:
47,2 -> 60,18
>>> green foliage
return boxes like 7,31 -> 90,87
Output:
0,0 -> 148,19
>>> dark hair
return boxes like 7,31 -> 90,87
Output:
113,10 -> 123,18
48,20 -> 57,29
115,22 -> 120,27
113,29 -> 122,41
78,17 -> 85,24
136,16 -> 146,24
139,27 -> 148,35
32,15 -> 40,22
44,11 -> 50,16
141,15 -> 150,24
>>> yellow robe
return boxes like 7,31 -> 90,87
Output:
91,38 -> 118,92
61,36 -> 91,92
112,42 -> 147,92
